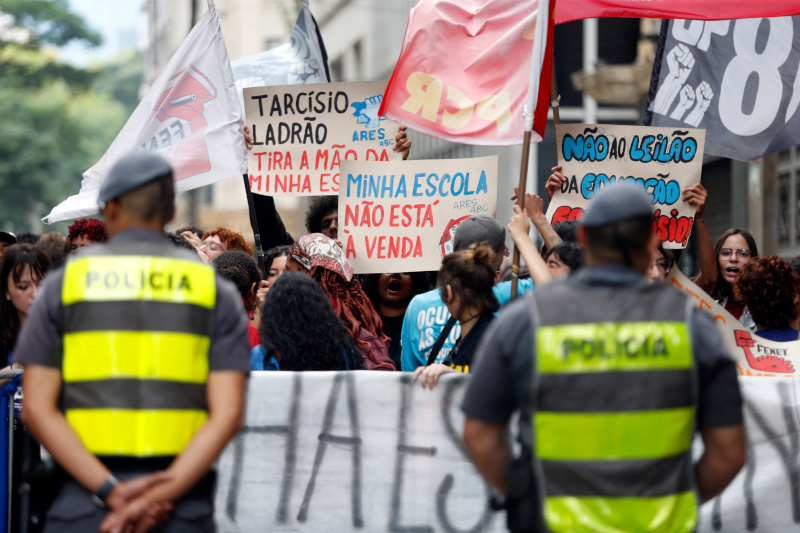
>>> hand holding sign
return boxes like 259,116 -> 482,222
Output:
545,124 -> 706,249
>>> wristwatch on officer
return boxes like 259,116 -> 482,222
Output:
92,475 -> 119,508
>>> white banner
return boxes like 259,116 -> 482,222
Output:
44,4 -> 247,223
699,377 -> 800,532
212,372 -> 800,531
214,372 -> 503,532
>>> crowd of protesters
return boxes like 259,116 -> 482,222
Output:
0,150 -> 796,532
2,170 -> 797,386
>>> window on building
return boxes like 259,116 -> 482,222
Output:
778,172 -> 790,248
775,147 -> 799,254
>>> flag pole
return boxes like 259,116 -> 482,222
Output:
510,0 -> 553,300
242,174 -> 266,274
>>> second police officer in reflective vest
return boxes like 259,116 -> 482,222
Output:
461,182 -> 746,533
17,152 -> 250,532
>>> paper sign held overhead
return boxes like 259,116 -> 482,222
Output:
339,156 -> 498,274
545,124 -> 706,249
244,81 -> 403,196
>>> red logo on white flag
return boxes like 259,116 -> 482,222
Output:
143,65 -> 218,181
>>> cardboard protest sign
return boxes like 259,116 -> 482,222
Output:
545,124 -> 706,249
244,81 -> 402,196
214,372 -> 503,532
338,156 -> 498,273
667,268 -> 800,377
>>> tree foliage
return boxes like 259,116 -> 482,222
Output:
0,1 -> 139,232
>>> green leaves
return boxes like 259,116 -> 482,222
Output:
0,1 -> 139,231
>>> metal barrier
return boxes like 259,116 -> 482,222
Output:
0,369 -> 23,533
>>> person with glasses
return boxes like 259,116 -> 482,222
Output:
736,256 -> 800,342
192,227 -> 254,263
695,228 -> 759,331
646,244 -> 675,282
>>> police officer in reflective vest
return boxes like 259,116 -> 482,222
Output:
17,152 -> 250,532
462,182 -> 746,532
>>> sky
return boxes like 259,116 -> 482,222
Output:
59,0 -> 145,66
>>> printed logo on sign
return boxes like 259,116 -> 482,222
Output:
439,215 -> 471,258
351,95 -> 390,146
142,65 -> 217,181
735,330 -> 794,374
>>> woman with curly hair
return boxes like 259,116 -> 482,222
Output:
305,196 -> 340,240
255,272 -> 364,371
66,218 -> 106,254
736,255 -> 800,342
361,272 -> 433,369
190,227 -> 254,262
413,243 -> 500,389
287,233 -> 395,370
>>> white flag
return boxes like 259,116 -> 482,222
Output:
44,4 -> 247,224
231,0 -> 329,114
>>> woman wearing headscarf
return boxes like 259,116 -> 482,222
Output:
287,234 -> 395,370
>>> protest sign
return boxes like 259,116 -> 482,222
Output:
244,81 -> 402,196
667,268 -> 800,377
338,156 -> 498,273
545,124 -> 706,249
647,17 -> 800,161
214,372 -> 503,532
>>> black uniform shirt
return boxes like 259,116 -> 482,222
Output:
461,265 -> 743,429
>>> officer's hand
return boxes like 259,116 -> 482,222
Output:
101,497 -> 172,533
106,471 -> 172,511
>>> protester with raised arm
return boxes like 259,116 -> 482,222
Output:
695,227 -> 758,331
462,183 -> 745,531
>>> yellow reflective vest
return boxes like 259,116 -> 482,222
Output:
61,246 -> 216,458
529,282 -> 698,533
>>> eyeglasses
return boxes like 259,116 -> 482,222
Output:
649,259 -> 672,272
503,247 -> 511,257
718,248 -> 751,259
201,241 -> 227,253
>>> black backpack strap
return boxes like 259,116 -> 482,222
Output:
426,316 -> 457,366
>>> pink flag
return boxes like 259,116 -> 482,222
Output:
379,0 -> 555,146
556,0 -> 800,24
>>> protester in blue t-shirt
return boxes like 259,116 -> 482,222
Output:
401,210 -> 554,371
